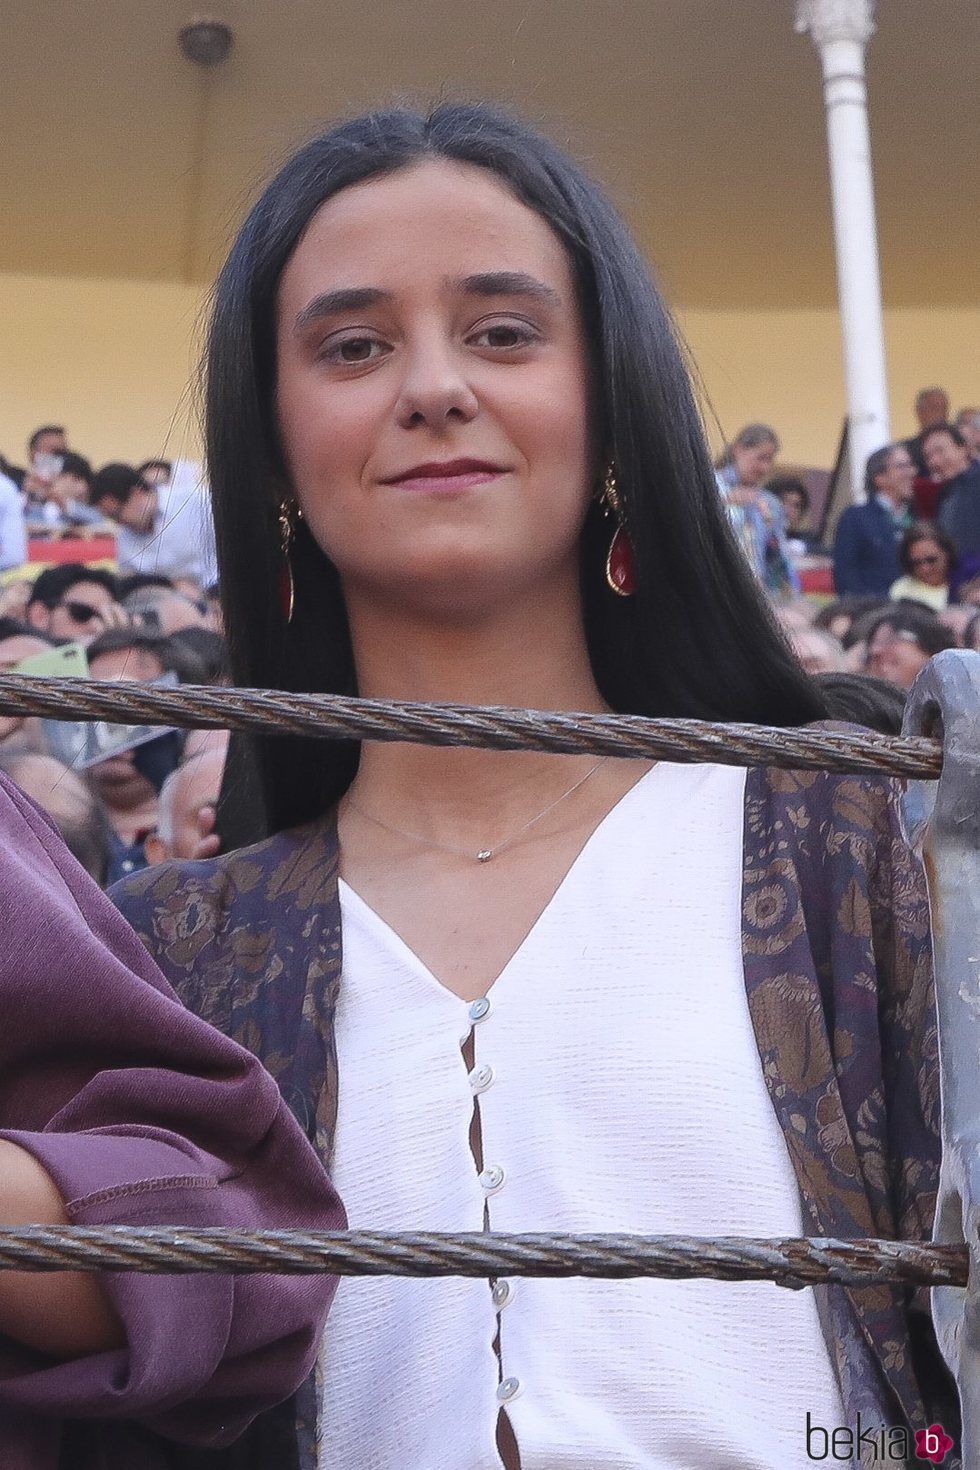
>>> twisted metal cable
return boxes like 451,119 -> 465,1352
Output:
0,1227 -> 965,1289
0,675 -> 942,777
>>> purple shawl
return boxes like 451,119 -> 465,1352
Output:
0,772 -> 345,1469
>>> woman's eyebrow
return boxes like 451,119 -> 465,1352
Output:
293,286 -> 391,334
452,271 -> 562,307
292,273 -> 561,335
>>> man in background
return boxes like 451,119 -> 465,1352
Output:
906,387 -> 950,476
833,443 -> 915,595
25,563 -> 124,645
929,424 -> 980,560
92,460 -> 216,587
144,740 -> 227,865
20,425 -> 70,509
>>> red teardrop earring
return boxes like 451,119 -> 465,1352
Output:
601,466 -> 635,597
278,499 -> 298,623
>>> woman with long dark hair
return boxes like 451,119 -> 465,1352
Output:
114,104 -> 953,1468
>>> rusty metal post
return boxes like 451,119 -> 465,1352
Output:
902,649 -> 980,1464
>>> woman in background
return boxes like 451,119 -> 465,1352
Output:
890,521 -> 955,611
714,423 -> 799,595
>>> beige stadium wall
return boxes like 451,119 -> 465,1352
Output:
0,269 -> 977,474
680,307 -> 980,468
0,272 -> 206,469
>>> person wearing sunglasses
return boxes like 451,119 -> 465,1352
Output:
889,522 -> 956,612
25,564 -> 122,643
47,592 -> 129,645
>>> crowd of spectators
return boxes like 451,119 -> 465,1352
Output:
715,384 -> 980,715
0,424 -> 227,888
0,388 -> 977,890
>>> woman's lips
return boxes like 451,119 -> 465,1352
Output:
382,459 -> 508,494
387,468 -> 506,494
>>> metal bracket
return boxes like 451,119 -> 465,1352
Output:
902,649 -> 980,1464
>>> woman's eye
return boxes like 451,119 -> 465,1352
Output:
322,336 -> 386,364
471,322 -> 538,350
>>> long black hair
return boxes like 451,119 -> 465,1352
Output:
206,102 -> 826,833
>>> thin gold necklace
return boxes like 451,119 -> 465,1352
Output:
345,758 -> 608,864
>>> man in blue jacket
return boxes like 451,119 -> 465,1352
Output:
833,443 -> 915,596
929,424 -> 980,559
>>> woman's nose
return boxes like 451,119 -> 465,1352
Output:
394,341 -> 479,429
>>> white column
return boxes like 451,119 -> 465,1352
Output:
796,0 -> 890,499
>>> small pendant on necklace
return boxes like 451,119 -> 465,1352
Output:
476,849 -> 493,863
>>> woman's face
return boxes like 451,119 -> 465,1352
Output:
866,624 -> 929,689
907,537 -> 948,587
275,159 -> 593,615
732,438 -> 777,489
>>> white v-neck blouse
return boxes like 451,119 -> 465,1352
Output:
317,761 -> 843,1469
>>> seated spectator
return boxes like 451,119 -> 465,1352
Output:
136,457 -> 173,489
863,604 -> 956,689
964,613 -> 980,653
145,742 -> 228,865
0,747 -> 112,883
25,563 -> 124,645
906,386 -> 950,476
767,475 -> 821,552
715,424 -> 798,594
124,585 -> 209,636
814,672 -> 907,735
27,424 -> 68,459
841,603 -> 894,673
170,624 -> 231,683
117,571 -> 176,599
954,408 -> 980,460
44,450 -> 105,526
889,522 -> 955,611
85,622 -> 206,686
788,625 -> 847,675
92,459 -> 217,585
90,461 -> 157,537
86,628 -> 184,883
813,594 -> 888,646
0,458 -> 27,572
20,424 -> 70,517
0,618 -> 58,748
929,424 -> 980,560
832,443 -> 914,595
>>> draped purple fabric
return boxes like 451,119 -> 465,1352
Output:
0,772 -> 344,1469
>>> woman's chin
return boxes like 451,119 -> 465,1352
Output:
349,558 -> 551,622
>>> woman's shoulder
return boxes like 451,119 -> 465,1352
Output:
109,816 -> 340,951
745,722 -> 906,850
